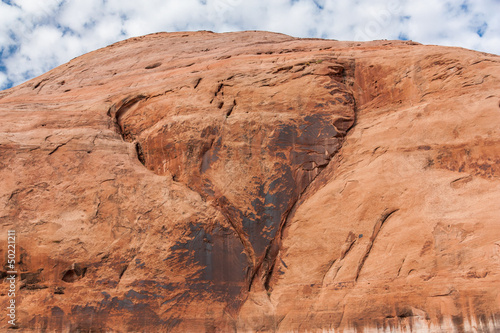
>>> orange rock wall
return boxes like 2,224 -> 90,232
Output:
0,31 -> 499,332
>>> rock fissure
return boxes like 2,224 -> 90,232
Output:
214,196 -> 257,269
355,209 -> 399,281
257,133 -> 357,293
135,142 -> 146,166
225,99 -> 236,117
48,139 -> 73,155
321,231 -> 358,285
193,77 -> 202,89
118,265 -> 128,281
259,90 -> 358,292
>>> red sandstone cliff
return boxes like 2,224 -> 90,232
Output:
0,31 -> 499,332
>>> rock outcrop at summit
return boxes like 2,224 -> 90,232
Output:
0,31 -> 499,332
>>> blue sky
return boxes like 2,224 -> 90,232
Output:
1,0 -> 499,90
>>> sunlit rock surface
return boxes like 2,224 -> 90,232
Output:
0,31 -> 499,332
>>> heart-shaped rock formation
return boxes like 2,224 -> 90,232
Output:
0,31 -> 499,332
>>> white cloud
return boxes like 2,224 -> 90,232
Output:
0,71 -> 7,88
58,0 -> 104,33
1,0 -> 499,90
11,0 -> 59,17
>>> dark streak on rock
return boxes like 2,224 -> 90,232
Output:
145,62 -> 162,69
118,265 -> 128,280
48,139 -> 72,155
194,77 -> 202,89
135,142 -> 146,166
33,78 -> 49,90
226,100 -> 236,117
215,83 -> 224,96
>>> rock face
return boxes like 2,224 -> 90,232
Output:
0,31 -> 499,332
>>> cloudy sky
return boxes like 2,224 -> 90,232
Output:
1,0 -> 499,90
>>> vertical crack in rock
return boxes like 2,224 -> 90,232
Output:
321,231 -> 357,286
215,196 -> 257,269
251,65 -> 358,293
355,209 -> 399,281
396,257 -> 406,277
107,95 -> 149,165
135,142 -> 146,166
225,99 -> 236,117
107,94 -> 147,142
256,114 -> 357,293
118,265 -> 129,281
215,83 -> 224,96
193,77 -> 202,89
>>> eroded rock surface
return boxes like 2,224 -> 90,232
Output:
0,31 -> 499,332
